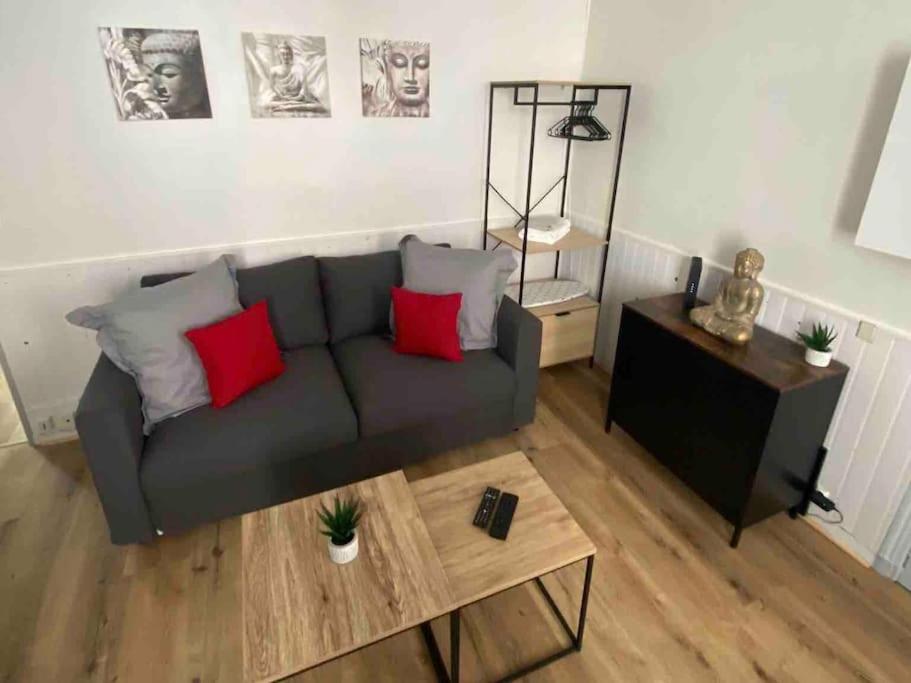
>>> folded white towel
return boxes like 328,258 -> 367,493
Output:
528,214 -> 571,231
517,214 -> 571,244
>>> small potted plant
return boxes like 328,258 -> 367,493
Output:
797,323 -> 837,368
318,496 -> 362,565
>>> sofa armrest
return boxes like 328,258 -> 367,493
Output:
75,355 -> 156,544
496,296 -> 543,426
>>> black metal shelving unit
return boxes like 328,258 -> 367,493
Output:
482,80 -> 632,363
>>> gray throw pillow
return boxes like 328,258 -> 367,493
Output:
397,235 -> 517,350
66,255 -> 241,433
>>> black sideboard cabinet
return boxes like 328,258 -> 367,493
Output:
606,294 -> 848,547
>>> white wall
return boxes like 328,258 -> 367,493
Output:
0,0 -> 589,267
0,0 -> 590,436
581,0 -> 911,332
581,0 -> 911,564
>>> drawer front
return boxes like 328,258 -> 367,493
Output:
538,306 -> 598,367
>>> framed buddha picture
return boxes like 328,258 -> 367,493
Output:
98,27 -> 212,121
359,38 -> 430,118
241,33 -> 331,118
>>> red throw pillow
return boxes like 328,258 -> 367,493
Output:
185,300 -> 285,408
391,287 -> 463,362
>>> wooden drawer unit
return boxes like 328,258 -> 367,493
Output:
532,296 -> 599,368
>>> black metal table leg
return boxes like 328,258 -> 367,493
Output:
730,524 -> 742,548
421,555 -> 595,682
574,555 -> 595,650
421,621 -> 449,683
450,609 -> 460,683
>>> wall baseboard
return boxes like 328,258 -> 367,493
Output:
803,516 -> 875,567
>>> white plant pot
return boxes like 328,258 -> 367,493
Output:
328,531 -> 358,564
805,348 -> 832,368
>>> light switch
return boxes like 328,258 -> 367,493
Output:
856,320 -> 877,343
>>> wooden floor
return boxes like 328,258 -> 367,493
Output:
2,363 -> 911,682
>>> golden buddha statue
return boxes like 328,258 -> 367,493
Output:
690,248 -> 765,345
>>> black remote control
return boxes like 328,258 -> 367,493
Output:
683,256 -> 702,310
489,493 -> 518,540
473,486 -> 501,528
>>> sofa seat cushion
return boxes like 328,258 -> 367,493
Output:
140,345 -> 358,498
332,334 -> 516,437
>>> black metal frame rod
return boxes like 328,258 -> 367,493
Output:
513,84 -> 598,108
518,83 -> 538,306
555,84 -> 577,279
421,554 -> 595,683
483,83 -> 494,250
483,81 -> 632,369
491,80 -> 631,87
531,175 -> 567,215
487,182 -> 524,220
590,85 -> 632,367
509,174 -> 566,230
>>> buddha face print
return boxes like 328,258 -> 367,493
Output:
98,27 -> 212,120
360,38 -> 430,118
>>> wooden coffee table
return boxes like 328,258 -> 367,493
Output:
242,471 -> 454,682
242,451 -> 596,682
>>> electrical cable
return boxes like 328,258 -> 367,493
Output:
809,506 -> 844,525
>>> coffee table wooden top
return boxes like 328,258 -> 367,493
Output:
242,451 -> 595,681
410,451 -> 596,605
242,471 -> 453,683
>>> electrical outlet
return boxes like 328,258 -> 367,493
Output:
856,320 -> 877,343
34,413 -> 76,436
37,416 -> 56,433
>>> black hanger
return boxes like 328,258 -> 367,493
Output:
547,103 -> 612,141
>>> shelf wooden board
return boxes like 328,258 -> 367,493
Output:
488,227 -> 607,254
491,80 -> 631,88
526,295 -> 599,319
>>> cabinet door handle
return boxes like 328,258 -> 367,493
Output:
556,311 -> 572,317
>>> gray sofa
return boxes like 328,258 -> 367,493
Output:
75,249 -> 542,544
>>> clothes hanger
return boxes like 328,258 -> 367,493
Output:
547,103 -> 612,141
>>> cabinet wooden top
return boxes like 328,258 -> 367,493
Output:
623,294 -> 849,392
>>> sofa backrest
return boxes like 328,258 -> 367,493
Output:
317,250 -> 402,344
141,255 -> 328,349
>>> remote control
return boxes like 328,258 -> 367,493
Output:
683,256 -> 702,310
489,493 -> 518,540
473,487 -> 501,528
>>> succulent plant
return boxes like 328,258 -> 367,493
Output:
797,323 -> 837,353
317,496 -> 362,546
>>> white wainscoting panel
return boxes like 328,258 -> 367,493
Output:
592,229 -> 911,566
0,219 -> 486,443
